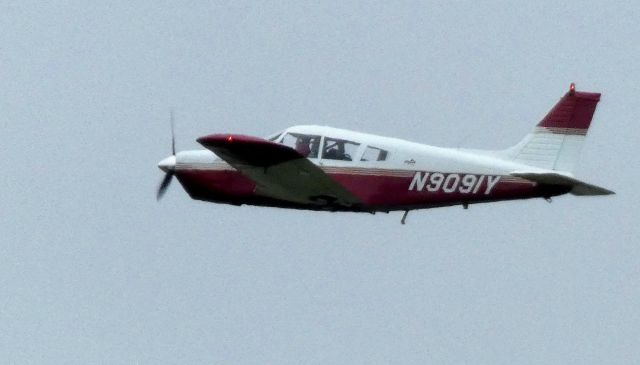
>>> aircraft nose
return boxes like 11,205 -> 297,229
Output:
158,155 -> 176,173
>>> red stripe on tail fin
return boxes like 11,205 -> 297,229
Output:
537,86 -> 601,132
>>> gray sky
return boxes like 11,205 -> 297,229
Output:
2,1 -> 638,363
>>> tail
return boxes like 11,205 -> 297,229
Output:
500,84 -> 613,196
502,83 -> 601,173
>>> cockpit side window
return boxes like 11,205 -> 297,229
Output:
361,146 -> 388,161
281,133 -> 321,158
322,137 -> 360,161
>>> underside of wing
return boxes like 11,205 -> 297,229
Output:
510,171 -> 614,196
197,134 -> 361,207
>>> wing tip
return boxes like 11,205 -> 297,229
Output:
197,134 -> 267,147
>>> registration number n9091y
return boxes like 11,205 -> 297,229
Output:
408,172 -> 501,195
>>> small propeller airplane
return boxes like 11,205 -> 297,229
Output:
157,84 -> 613,223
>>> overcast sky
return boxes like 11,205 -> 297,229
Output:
2,1 -> 639,364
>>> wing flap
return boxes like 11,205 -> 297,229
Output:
197,134 -> 360,206
510,171 -> 614,196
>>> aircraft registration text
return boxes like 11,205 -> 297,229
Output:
409,172 -> 501,195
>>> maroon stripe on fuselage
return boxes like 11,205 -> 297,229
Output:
326,173 -> 548,208
176,169 -> 256,203
174,168 -> 569,211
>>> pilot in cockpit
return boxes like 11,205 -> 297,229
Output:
295,136 -> 311,157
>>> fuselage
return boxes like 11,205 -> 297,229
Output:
166,125 -> 568,212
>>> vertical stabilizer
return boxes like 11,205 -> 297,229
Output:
503,84 -> 601,172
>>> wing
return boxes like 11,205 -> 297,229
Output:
197,134 -> 361,207
510,171 -> 614,196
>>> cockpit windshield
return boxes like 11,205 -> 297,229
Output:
265,131 -> 283,141
272,129 -> 387,162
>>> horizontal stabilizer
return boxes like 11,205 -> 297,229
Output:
510,171 -> 614,196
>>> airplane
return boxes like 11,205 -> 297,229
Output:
157,84 -> 613,223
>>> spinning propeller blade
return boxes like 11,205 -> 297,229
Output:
170,109 -> 176,156
156,170 -> 174,200
157,111 -> 177,201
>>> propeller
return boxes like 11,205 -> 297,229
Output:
156,111 -> 177,201
156,169 -> 174,200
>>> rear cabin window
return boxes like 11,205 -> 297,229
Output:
322,138 -> 360,161
281,133 -> 321,158
361,146 -> 388,161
